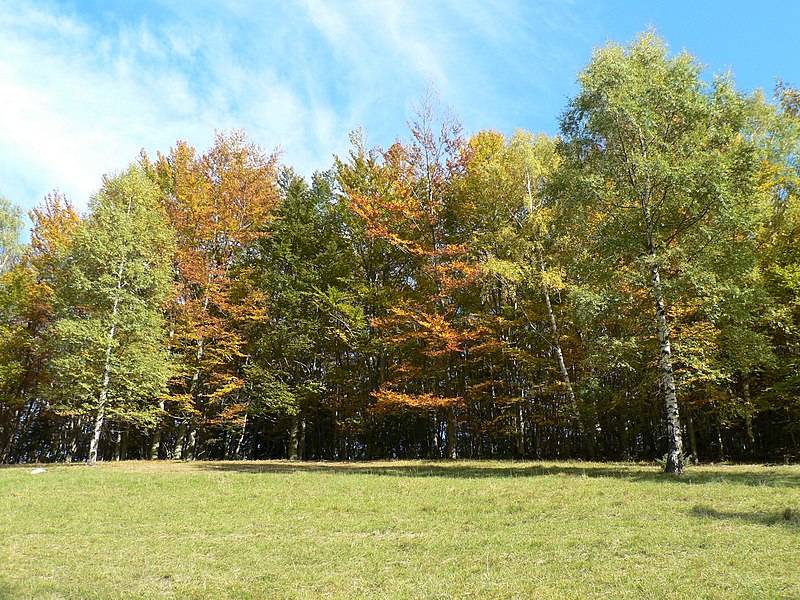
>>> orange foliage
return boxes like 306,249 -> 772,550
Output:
339,100 -> 476,419
371,388 -> 463,412
29,192 -> 80,262
150,131 -> 281,424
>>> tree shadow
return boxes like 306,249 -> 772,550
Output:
0,583 -> 22,598
691,505 -> 800,529
194,460 -> 800,487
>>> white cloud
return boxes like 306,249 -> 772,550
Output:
0,0 -> 591,214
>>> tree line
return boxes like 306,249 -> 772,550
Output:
1,34 -> 799,473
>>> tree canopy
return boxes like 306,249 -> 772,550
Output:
1,33 -> 798,469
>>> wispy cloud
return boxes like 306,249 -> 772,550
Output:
0,0 -> 593,213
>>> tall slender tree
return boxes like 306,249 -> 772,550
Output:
559,32 -> 757,473
149,131 -> 280,459
45,166 -> 175,465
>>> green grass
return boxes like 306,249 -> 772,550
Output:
1,460 -> 799,599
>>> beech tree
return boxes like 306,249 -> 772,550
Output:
559,32 -> 757,473
244,170 -> 364,460
0,198 -> 28,460
750,83 -> 800,449
148,131 -> 281,459
339,97 -> 476,459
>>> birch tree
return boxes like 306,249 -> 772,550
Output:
559,32 -> 757,473
46,166 -> 175,465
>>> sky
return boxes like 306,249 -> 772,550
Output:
1,0 -> 799,215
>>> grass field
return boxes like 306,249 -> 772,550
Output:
1,460 -> 799,599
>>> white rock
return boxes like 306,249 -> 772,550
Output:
30,467 -> 47,474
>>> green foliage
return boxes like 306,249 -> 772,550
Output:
558,32 -> 770,461
0,198 -> 23,273
3,31 -> 800,464
243,169 -> 364,435
45,165 -> 175,429
561,32 -> 755,257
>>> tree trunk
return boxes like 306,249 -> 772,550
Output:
446,406 -> 457,459
650,258 -> 683,474
299,416 -> 307,461
235,413 -> 247,460
174,420 -> 186,460
88,319 -> 116,466
288,412 -> 300,461
66,417 -> 80,463
716,416 -> 726,462
0,408 -> 13,463
686,408 -> 698,462
429,412 -> 440,458
120,429 -> 128,461
113,429 -> 122,461
186,428 -> 197,460
743,380 -> 755,452
149,399 -> 165,460
538,247 -> 594,459
149,430 -> 161,460
248,418 -> 260,459
88,252 -> 126,467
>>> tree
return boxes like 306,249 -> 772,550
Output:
244,170 -> 364,460
0,194 -> 80,463
461,130 -> 599,458
747,82 -> 800,453
45,166 -> 175,465
0,198 -> 29,461
0,197 -> 23,275
148,131 -> 280,459
339,96 -> 476,459
559,32 -> 757,473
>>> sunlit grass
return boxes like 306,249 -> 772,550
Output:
1,460 -> 798,598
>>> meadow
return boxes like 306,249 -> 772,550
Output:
1,460 -> 798,598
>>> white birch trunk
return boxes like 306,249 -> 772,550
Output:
538,246 -> 594,458
641,167 -> 683,475
235,412 -> 247,460
526,169 -> 595,458
88,257 -> 124,466
650,260 -> 684,474
88,317 -> 116,466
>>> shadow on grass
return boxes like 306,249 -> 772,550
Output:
195,460 -> 800,487
0,584 -> 22,598
691,505 -> 800,529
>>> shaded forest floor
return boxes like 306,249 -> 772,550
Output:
1,460 -> 799,598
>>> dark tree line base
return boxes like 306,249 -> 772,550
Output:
3,403 -> 798,465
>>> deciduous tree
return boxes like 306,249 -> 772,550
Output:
45,166 -> 175,465
559,32 -> 757,473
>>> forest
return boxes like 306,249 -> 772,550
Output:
1,34 -> 798,474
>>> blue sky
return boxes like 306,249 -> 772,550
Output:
1,0 -> 798,214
